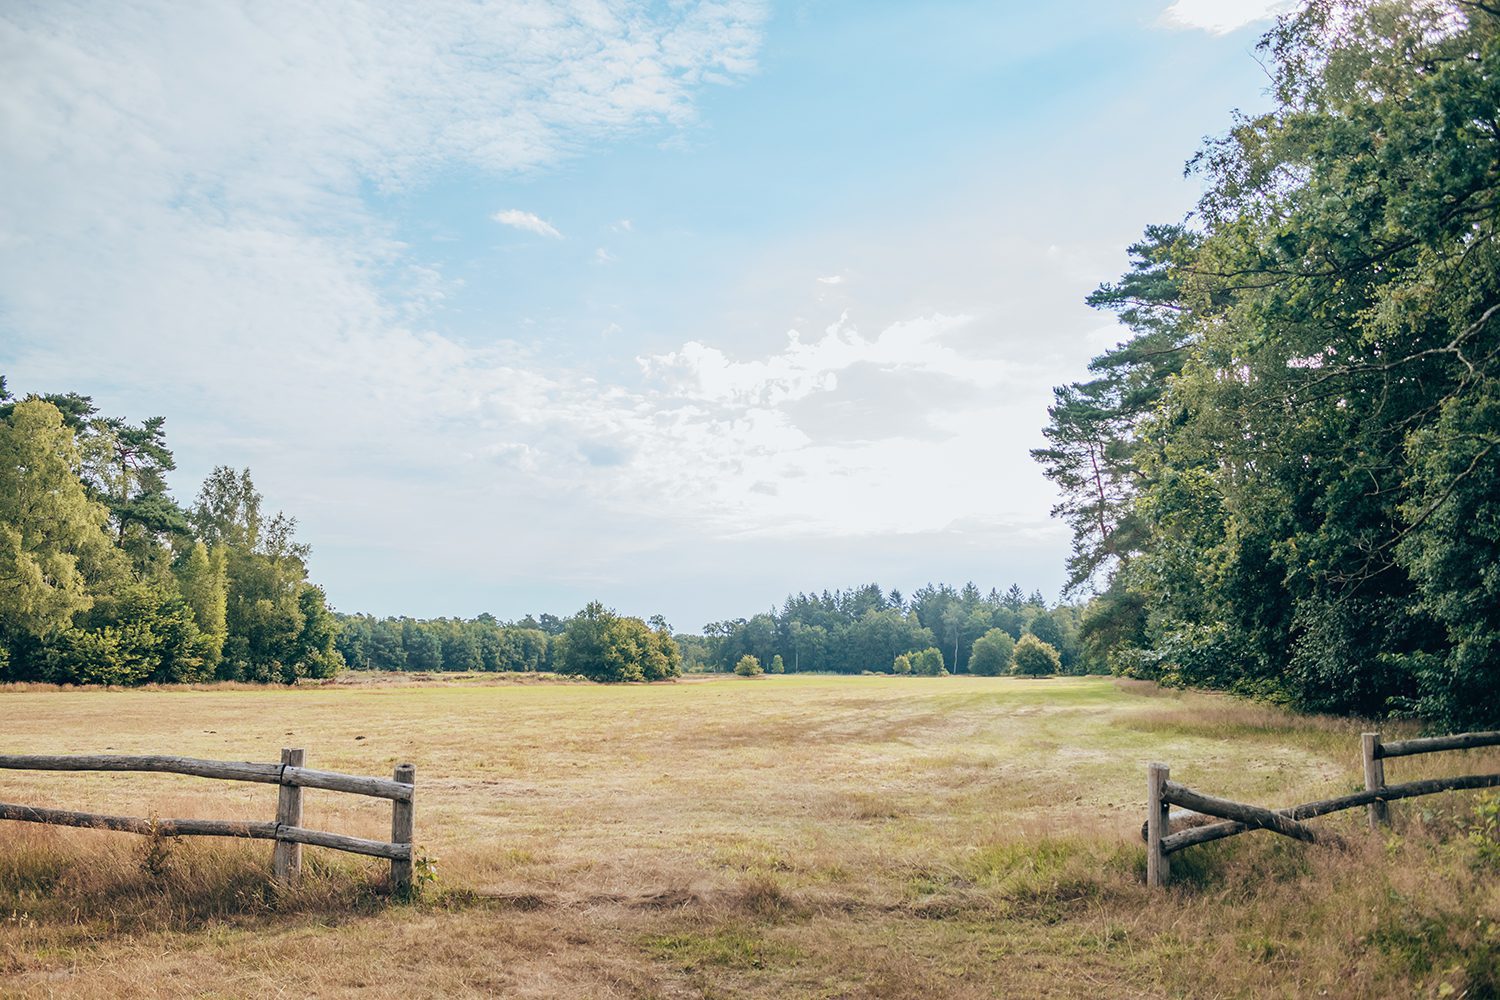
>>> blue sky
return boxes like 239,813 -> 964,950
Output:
0,0 -> 1290,629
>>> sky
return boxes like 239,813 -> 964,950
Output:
0,0 -> 1293,630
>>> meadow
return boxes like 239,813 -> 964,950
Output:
2,674 -> 1498,998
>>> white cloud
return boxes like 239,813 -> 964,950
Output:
0,0 -> 1131,621
595,246 -> 616,263
1158,0 -> 1294,34
0,0 -> 771,605
494,209 -> 562,239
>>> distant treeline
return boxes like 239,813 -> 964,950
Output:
334,613 -> 557,673
0,380 -> 339,685
676,582 -> 1097,675
334,582 -> 1094,680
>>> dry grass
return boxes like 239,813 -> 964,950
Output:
1,674 -> 1497,998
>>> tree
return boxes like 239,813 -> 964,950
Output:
192,467 -> 341,683
892,652 -> 912,675
969,628 -> 1015,676
176,541 -> 227,671
769,653 -> 785,674
1012,634 -> 1061,676
911,647 -> 947,676
734,654 -> 763,676
1036,1 -> 1500,726
81,414 -> 189,577
1034,226 -> 1199,591
44,582 -> 214,685
561,601 -> 682,682
0,399 -> 124,676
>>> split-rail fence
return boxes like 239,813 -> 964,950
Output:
0,748 -> 416,892
1145,728 -> 1500,888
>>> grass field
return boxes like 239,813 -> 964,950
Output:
2,674 -> 1498,998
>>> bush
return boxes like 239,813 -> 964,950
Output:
735,655 -> 763,677
969,628 -> 1015,676
561,601 -> 682,682
892,653 -> 912,675
911,647 -> 947,676
769,654 -> 785,674
1012,634 -> 1061,676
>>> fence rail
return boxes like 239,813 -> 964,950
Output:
0,749 -> 416,890
1145,729 -> 1500,888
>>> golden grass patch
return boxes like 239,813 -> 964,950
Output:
2,675 -> 1497,997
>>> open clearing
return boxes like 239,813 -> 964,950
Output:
3,675 -> 1498,998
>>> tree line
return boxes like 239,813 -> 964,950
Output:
0,381 -> 338,684
334,603 -> 681,682
0,385 -> 1080,688
676,582 -> 1097,676
1039,1 -> 1500,729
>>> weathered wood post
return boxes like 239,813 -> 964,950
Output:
1362,732 -> 1389,829
391,763 -> 415,895
1147,762 -> 1170,889
272,747 -> 305,882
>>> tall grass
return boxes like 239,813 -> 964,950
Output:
0,825 -> 389,946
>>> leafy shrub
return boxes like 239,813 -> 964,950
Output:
734,655 -> 763,676
969,628 -> 1015,676
911,647 -> 947,676
1012,634 -> 1061,676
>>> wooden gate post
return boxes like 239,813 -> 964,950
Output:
272,747 -> 305,882
1147,762 -> 1170,889
390,763 -> 415,895
1362,732 -> 1389,829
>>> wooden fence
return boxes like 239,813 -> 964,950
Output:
1145,729 -> 1500,888
0,749 -> 416,892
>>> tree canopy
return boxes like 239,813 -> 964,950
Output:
0,382 -> 340,685
1037,1 -> 1500,728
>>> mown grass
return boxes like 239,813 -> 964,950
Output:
1,674 -> 1498,997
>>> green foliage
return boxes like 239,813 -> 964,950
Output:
1039,1 -> 1500,727
769,654 -> 785,674
0,388 -> 343,686
1012,634 -> 1061,676
892,652 -> 912,675
969,628 -> 1015,676
561,601 -> 681,683
1468,793 -> 1500,870
0,399 -> 123,648
734,654 -> 763,677
176,542 -> 227,672
910,647 -> 947,677
701,581 -> 1069,675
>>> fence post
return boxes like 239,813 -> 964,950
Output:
390,763 -> 415,896
1362,732 -> 1389,829
272,747 -> 305,882
1147,762 -> 1170,889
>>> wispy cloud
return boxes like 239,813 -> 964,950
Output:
816,274 -> 844,285
0,0 -> 771,602
1158,0 -> 1293,34
494,209 -> 562,239
595,247 -> 616,263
